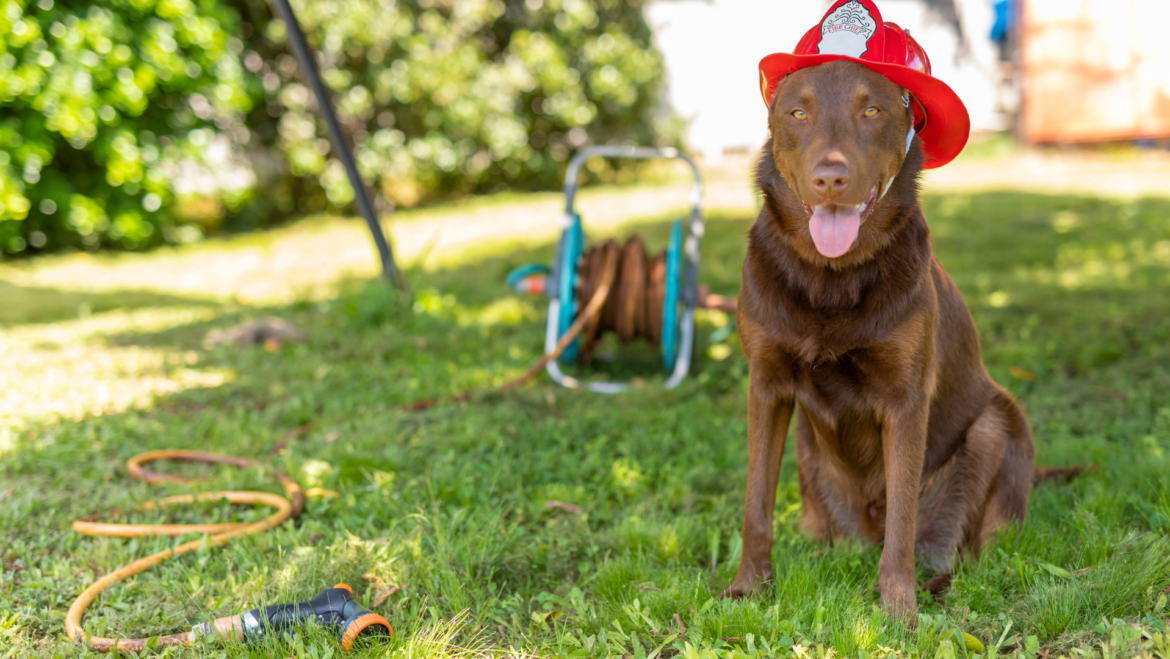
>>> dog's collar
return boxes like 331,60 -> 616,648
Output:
902,92 -> 917,156
881,91 -> 917,200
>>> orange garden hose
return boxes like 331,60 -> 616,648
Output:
64,251 -> 623,651
66,450 -> 305,653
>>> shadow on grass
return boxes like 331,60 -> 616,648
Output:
2,192 -> 1170,658
0,280 -> 219,327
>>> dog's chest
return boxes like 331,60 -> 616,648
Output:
791,349 -> 885,421
792,353 -> 892,486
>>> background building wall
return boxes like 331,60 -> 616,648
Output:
1023,0 -> 1170,143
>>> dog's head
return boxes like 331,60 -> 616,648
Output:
766,60 -> 919,263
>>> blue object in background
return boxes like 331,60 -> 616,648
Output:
990,0 -> 1016,44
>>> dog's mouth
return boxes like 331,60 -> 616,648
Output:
801,186 -> 878,259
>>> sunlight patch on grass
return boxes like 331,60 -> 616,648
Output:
454,298 -> 540,328
0,307 -> 234,434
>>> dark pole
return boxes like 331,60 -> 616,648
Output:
269,0 -> 406,292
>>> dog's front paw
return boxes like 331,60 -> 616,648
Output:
718,581 -> 756,600
720,564 -> 773,599
879,579 -> 918,625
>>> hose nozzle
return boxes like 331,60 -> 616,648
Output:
193,583 -> 392,651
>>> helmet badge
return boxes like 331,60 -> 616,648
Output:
818,1 -> 877,58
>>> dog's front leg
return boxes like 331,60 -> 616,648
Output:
722,371 -> 794,598
879,400 -> 929,621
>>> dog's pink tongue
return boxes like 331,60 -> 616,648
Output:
808,205 -> 861,258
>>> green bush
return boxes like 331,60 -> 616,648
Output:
0,0 -> 256,254
0,0 -> 677,256
245,0 -> 677,210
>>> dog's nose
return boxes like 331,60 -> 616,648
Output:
810,162 -> 850,198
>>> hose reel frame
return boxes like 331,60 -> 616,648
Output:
544,146 -> 704,393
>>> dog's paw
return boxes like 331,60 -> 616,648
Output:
719,568 -> 773,600
879,585 -> 919,626
923,573 -> 952,599
718,582 -> 753,600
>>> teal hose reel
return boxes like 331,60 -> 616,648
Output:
553,214 -> 685,371
540,146 -> 705,394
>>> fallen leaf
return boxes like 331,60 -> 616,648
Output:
673,613 -> 687,635
639,582 -> 660,591
544,500 -> 583,515
372,585 -> 402,608
323,431 -> 340,443
306,532 -> 325,545
306,487 -> 340,498
961,631 -> 985,653
361,572 -> 403,608
1010,366 -> 1037,382
530,610 -> 562,626
1034,561 -> 1072,579
205,317 -> 306,348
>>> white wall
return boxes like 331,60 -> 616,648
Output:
646,0 -> 1004,161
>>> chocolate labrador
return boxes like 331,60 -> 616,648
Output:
722,60 -> 1035,620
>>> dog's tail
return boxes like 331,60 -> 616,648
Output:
1032,464 -> 1095,486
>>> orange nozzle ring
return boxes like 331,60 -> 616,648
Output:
332,583 -> 354,594
341,612 -> 393,650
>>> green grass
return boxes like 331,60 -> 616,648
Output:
2,191 -> 1170,658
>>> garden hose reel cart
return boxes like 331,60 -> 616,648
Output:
542,146 -> 704,394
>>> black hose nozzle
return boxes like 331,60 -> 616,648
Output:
193,583 -> 392,650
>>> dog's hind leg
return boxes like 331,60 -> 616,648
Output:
915,388 -> 1034,581
972,388 -> 1034,551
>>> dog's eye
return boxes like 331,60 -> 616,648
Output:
791,109 -> 807,120
864,106 -> 880,118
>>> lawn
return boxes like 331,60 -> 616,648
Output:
2,190 -> 1170,658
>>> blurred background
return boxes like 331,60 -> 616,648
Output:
652,0 -> 1170,162
0,0 -> 1168,257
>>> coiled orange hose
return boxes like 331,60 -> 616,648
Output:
66,450 -> 304,653
65,249 -> 623,649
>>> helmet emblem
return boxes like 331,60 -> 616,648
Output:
818,1 -> 877,58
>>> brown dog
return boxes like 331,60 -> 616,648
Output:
722,60 -> 1035,620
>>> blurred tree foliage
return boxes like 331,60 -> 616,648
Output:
0,0 -> 256,254
0,0 -> 677,256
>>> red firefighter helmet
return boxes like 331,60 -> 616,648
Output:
758,0 -> 970,169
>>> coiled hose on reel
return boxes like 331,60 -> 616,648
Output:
572,235 -> 674,365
